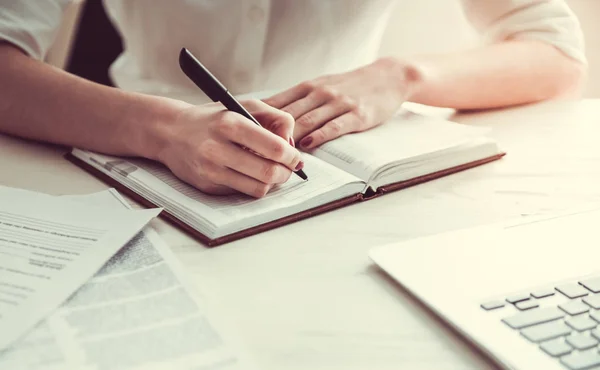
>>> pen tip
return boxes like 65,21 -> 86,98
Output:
296,169 -> 308,181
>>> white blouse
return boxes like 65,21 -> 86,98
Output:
0,0 -> 586,104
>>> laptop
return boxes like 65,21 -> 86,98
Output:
369,206 -> 600,370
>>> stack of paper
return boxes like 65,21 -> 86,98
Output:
0,187 -> 253,370
0,187 -> 160,351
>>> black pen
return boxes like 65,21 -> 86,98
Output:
178,48 -> 308,181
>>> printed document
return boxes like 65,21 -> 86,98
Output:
0,187 -> 160,351
0,189 -> 252,370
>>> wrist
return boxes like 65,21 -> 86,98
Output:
122,94 -> 191,161
373,56 -> 424,102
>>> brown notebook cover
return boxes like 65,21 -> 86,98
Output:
65,152 -> 505,246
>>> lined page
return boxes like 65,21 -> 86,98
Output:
311,110 -> 489,182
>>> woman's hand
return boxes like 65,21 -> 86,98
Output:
153,99 -> 303,198
263,57 -> 420,149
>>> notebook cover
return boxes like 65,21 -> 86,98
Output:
365,152 -> 506,199
64,153 -> 362,247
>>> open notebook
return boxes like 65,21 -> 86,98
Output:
67,110 -> 504,246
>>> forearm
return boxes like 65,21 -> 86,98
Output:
389,40 -> 586,110
0,43 -> 186,159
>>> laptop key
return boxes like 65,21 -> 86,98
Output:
502,307 -> 564,329
521,321 -> 571,343
566,316 -> 597,331
515,300 -> 539,311
580,277 -> 600,293
506,293 -> 531,304
539,338 -> 573,357
583,294 -> 600,309
556,284 -> 589,299
481,300 -> 505,311
561,350 -> 600,370
559,301 -> 590,316
531,288 -> 555,299
566,334 -> 598,350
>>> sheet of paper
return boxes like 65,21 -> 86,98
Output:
311,110 -> 489,181
0,189 -> 253,370
0,187 -> 160,352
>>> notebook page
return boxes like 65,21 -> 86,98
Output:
71,150 -> 364,236
126,154 -> 363,235
311,110 -> 489,183
369,137 -> 501,189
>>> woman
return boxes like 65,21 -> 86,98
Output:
0,0 -> 586,197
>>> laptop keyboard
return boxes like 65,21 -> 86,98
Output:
481,277 -> 600,369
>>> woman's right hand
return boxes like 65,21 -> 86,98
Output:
150,99 -> 304,198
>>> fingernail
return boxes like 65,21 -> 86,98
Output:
295,161 -> 304,171
300,136 -> 313,148
289,137 -> 295,147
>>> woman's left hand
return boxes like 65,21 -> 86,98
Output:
263,57 -> 419,149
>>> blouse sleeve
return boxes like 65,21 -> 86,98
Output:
0,0 -> 71,60
460,0 -> 586,64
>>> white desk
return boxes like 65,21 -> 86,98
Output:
3,100 -> 600,369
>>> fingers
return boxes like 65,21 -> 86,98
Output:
294,99 -> 350,140
280,90 -> 325,119
208,166 -> 275,198
300,112 -> 362,149
209,141 -> 292,185
212,111 -> 303,172
267,84 -> 360,150
190,162 -> 275,198
241,99 -> 295,142
262,82 -> 312,109
189,137 -> 291,198
193,182 -> 236,196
